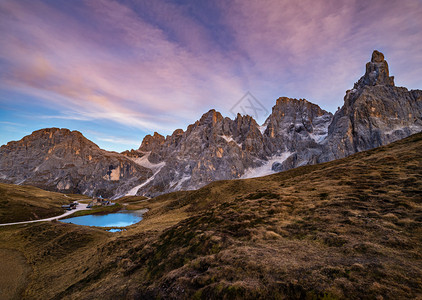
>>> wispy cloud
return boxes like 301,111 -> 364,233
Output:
96,137 -> 141,147
0,0 -> 244,132
0,0 -> 421,151
218,0 -> 422,109
0,121 -> 23,126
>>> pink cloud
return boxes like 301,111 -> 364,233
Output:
0,0 -> 246,132
0,0 -> 421,137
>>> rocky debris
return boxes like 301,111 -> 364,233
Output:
0,128 -> 152,197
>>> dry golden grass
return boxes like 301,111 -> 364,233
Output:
0,183 -> 86,223
0,132 -> 421,299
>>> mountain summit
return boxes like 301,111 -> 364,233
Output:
355,50 -> 395,88
0,51 -> 421,197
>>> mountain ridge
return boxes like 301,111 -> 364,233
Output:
0,50 -> 421,198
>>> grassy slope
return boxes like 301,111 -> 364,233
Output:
0,183 -> 87,223
0,133 -> 421,299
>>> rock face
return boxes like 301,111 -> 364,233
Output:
0,128 -> 152,197
136,109 -> 270,196
355,50 -> 395,88
1,51 -> 420,198
133,97 -> 334,196
262,97 -> 333,171
139,132 -> 165,152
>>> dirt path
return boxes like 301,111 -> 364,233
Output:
0,201 -> 90,227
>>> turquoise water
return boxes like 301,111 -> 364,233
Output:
60,210 -> 144,227
107,228 -> 126,232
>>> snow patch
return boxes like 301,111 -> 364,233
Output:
125,153 -> 166,196
241,152 -> 291,179
309,132 -> 328,143
220,135 -> 242,148
309,116 -> 330,144
130,152 -> 165,172
384,125 -> 422,136
258,125 -> 267,134
174,174 -> 191,190
0,174 -> 6,180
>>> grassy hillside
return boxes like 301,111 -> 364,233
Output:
0,132 -> 421,299
0,183 -> 86,223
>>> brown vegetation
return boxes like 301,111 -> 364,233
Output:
0,248 -> 30,300
0,183 -> 86,223
0,133 -> 421,299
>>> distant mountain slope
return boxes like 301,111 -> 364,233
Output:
2,132 -> 420,299
0,128 -> 152,197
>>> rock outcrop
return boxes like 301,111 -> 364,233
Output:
273,51 -> 422,172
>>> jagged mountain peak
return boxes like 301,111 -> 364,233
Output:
198,109 -> 224,125
29,127 -> 83,139
272,97 -> 331,116
275,96 -> 307,106
234,113 -> 259,125
354,50 -> 394,90
322,50 -> 421,162
0,127 -> 152,197
371,49 -> 384,63
139,131 -> 165,152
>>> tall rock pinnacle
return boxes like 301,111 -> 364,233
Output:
354,50 -> 395,89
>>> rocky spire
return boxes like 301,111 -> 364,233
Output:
354,50 -> 395,89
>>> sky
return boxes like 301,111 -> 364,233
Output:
1,0 -> 421,152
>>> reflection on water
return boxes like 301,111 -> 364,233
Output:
60,210 -> 145,227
